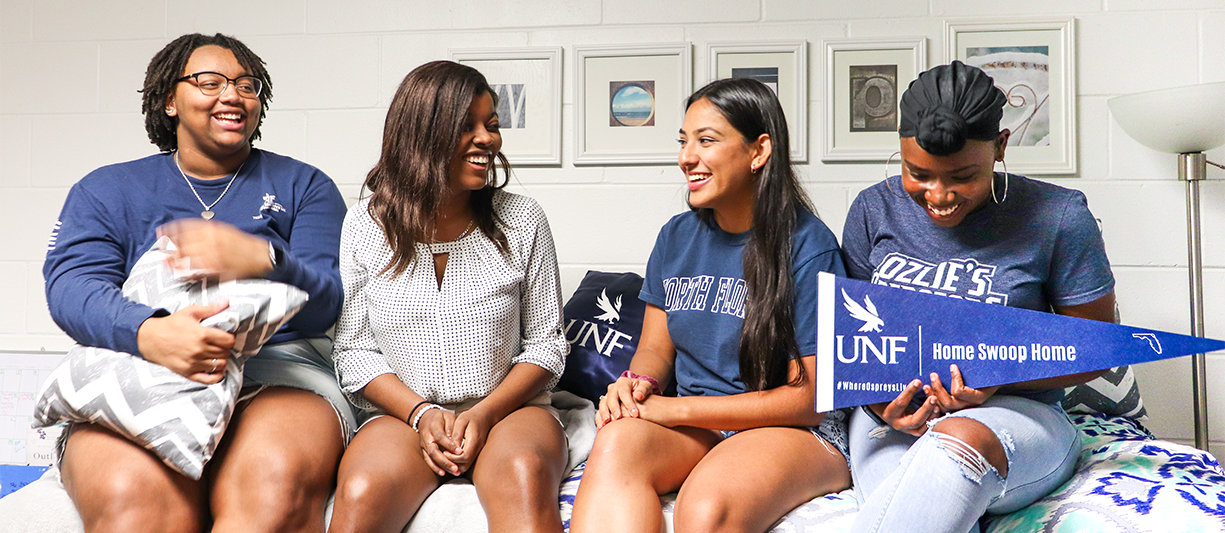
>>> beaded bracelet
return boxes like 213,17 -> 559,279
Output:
620,370 -> 663,396
411,404 -> 444,432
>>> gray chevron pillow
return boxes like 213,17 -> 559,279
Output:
33,237 -> 308,479
1061,365 -> 1147,420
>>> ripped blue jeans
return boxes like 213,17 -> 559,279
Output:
848,395 -> 1080,533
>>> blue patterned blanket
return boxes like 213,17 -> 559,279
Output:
558,415 -> 1225,532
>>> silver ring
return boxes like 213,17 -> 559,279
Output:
210,359 -> 218,374
598,395 -> 606,402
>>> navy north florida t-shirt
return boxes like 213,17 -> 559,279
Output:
841,174 -> 1115,403
639,210 -> 845,397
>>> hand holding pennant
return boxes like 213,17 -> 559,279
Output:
813,272 -> 1225,412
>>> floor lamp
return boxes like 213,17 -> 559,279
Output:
1109,81 -> 1225,451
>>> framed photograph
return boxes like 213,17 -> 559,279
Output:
574,43 -> 692,165
706,41 -> 808,162
451,47 -> 563,166
822,38 -> 926,162
946,17 -> 1077,174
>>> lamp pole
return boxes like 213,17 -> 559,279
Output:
1179,152 -> 1209,451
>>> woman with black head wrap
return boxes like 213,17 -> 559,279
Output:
840,61 -> 1116,532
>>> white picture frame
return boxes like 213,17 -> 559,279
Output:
946,17 -> 1078,175
822,37 -> 926,162
451,47 -> 563,166
706,40 -> 808,163
574,43 -> 692,165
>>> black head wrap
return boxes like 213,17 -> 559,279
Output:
898,60 -> 1006,156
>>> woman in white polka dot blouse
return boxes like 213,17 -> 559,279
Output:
328,61 -> 570,533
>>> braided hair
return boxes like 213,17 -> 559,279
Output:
140,33 -> 273,152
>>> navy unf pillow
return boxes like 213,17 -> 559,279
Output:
557,271 -> 655,404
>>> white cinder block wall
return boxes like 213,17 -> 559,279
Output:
2,0 -> 1223,456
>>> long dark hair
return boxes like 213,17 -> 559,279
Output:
363,61 -> 510,277
140,33 -> 273,152
686,78 -> 815,391
898,60 -> 1006,155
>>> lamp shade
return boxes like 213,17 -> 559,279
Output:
1107,81 -> 1225,154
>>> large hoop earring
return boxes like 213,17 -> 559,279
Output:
884,151 -> 907,198
992,159 -> 1010,204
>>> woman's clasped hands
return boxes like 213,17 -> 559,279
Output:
596,373 -> 672,429
414,407 -> 497,477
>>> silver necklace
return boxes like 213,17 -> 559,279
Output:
174,151 -> 245,220
428,220 -> 475,255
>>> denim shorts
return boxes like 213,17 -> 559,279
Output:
241,337 -> 357,444
720,407 -> 851,462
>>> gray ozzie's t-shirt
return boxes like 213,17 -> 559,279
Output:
841,174 -> 1114,404
842,174 -> 1114,313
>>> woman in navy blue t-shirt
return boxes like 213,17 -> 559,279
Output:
571,78 -> 851,533
840,61 -> 1116,533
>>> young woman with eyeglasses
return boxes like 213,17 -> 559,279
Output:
44,33 -> 351,533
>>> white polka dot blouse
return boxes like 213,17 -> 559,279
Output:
332,190 -> 568,410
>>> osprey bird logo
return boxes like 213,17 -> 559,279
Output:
1132,333 -> 1162,354
594,289 -> 622,324
842,289 -> 884,333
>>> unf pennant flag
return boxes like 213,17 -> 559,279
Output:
814,272 -> 1225,412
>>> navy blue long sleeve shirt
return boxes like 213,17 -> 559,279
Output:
44,149 -> 346,356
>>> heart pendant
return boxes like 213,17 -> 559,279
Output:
201,211 -> 215,220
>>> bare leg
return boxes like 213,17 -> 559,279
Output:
570,418 -> 721,533
328,416 -> 443,533
61,424 -> 204,533
931,417 -> 1008,477
673,427 -> 850,533
470,406 -> 568,533
209,387 -> 344,533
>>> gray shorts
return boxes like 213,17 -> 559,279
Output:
241,337 -> 357,444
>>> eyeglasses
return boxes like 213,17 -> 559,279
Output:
176,71 -> 264,99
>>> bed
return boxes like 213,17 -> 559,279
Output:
553,414 -> 1225,533
2,411 -> 1220,533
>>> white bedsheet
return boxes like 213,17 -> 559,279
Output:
0,392 -> 597,533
